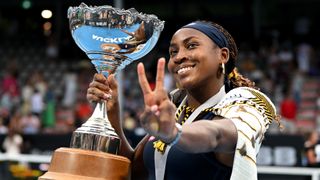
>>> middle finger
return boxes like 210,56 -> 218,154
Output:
155,58 -> 166,91
89,81 -> 110,93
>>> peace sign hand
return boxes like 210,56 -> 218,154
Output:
137,58 -> 178,143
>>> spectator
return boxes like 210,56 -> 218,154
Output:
0,118 -> 8,134
30,71 -> 47,98
62,67 -> 78,108
0,70 -> 19,113
19,112 -> 41,134
1,71 -> 19,98
42,88 -> 56,128
75,99 -> 92,127
2,128 -> 23,156
55,105 -> 75,133
304,131 -> 320,167
296,42 -> 313,74
280,90 -> 297,134
21,77 -> 34,115
291,70 -> 305,105
30,88 -> 44,118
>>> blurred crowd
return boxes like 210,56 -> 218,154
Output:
237,39 -> 320,133
0,59 -> 95,136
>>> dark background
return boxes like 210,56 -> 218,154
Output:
0,0 -> 319,59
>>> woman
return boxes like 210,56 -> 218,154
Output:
87,21 -> 279,180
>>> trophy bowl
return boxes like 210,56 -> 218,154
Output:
39,3 -> 164,180
68,3 -> 164,154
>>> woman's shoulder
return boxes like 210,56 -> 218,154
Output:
222,87 -> 275,108
215,86 -> 277,123
226,86 -> 269,98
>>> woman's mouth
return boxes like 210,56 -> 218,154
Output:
176,64 -> 195,75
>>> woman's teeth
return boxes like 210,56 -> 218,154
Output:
177,67 -> 193,74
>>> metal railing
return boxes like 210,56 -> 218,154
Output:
258,166 -> 320,180
1,154 -> 320,180
0,153 -> 51,164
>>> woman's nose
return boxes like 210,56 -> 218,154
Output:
173,49 -> 187,63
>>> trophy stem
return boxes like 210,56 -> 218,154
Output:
70,101 -> 120,154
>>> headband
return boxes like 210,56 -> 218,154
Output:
182,21 -> 228,48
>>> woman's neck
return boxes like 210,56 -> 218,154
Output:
186,83 -> 224,109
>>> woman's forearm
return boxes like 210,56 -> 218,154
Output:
176,119 -> 237,153
108,103 -> 149,178
131,135 -> 150,179
107,101 -> 134,159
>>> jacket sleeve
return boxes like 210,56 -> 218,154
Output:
213,87 -> 277,180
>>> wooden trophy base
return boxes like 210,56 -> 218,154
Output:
39,147 -> 131,180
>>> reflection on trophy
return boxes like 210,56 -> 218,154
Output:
39,3 -> 164,180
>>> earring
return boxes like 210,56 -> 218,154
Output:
221,63 -> 225,75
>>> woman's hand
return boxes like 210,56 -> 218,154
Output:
87,73 -> 119,111
137,58 -> 177,143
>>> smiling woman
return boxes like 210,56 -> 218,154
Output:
87,20 -> 280,180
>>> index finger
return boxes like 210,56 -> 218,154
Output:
93,73 -> 108,84
107,74 -> 118,91
137,62 -> 152,95
155,58 -> 166,91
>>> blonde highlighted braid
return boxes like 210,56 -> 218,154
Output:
228,68 -> 256,89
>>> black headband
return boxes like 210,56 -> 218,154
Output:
182,21 -> 228,48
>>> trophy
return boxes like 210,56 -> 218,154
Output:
39,3 -> 164,180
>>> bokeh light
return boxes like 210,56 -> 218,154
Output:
22,0 -> 32,9
41,10 -> 52,19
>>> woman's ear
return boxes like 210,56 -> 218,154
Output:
220,47 -> 230,64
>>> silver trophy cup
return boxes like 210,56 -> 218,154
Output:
68,3 -> 164,154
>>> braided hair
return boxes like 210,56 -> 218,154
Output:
203,21 -> 257,91
206,21 -> 282,127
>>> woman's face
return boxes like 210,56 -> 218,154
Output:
168,28 -> 228,91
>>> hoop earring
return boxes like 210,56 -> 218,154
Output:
221,63 -> 225,75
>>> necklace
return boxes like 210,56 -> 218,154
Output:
153,105 -> 217,153
153,86 -> 226,153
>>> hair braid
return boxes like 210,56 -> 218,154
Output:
208,21 -> 284,127
206,21 -> 257,90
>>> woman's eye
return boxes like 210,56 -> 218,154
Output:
169,50 -> 177,56
187,43 -> 197,49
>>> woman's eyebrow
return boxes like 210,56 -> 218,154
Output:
182,36 -> 197,44
169,36 -> 198,48
169,43 -> 176,49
